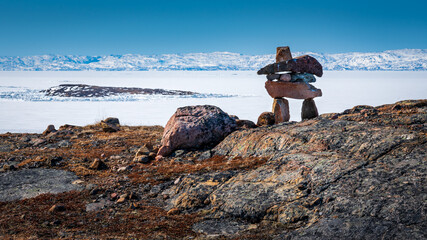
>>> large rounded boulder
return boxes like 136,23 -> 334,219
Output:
157,105 -> 237,157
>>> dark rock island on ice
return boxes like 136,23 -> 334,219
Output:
41,84 -> 197,97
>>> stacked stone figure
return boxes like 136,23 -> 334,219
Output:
257,46 -> 323,123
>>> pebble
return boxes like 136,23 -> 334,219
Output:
167,208 -> 180,216
110,193 -> 118,200
49,204 -> 66,213
89,159 -> 108,170
72,179 -> 84,185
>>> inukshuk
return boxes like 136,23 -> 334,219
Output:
257,46 -> 323,122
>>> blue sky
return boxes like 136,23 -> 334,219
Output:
0,0 -> 426,56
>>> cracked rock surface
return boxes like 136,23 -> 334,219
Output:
0,99 -> 425,239
164,99 -> 427,239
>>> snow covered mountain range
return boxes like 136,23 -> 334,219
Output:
0,49 -> 426,71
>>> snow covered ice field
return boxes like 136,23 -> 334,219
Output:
0,71 -> 426,133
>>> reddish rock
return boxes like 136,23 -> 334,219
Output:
276,46 -> 293,63
272,98 -> 290,123
265,81 -> 322,99
301,98 -> 319,120
110,193 -> 118,200
257,112 -> 275,126
157,105 -> 236,157
258,55 -> 323,77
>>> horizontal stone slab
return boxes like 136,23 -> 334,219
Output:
265,81 -> 322,99
258,55 -> 323,77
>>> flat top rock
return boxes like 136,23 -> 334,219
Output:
0,168 -> 83,202
258,55 -> 323,77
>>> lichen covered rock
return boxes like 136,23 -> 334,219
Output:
164,99 -> 426,238
157,105 -> 236,157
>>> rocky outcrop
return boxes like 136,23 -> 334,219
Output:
41,84 -> 197,97
157,105 -> 236,157
163,99 -> 427,238
0,169 -> 83,202
0,99 -> 425,239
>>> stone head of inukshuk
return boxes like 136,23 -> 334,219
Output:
257,46 -> 323,122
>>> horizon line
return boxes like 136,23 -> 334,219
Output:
1,48 -> 426,58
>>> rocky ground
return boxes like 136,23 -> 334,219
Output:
0,99 -> 425,239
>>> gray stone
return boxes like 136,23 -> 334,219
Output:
103,117 -> 120,125
291,73 -> 316,83
193,219 -> 251,237
266,74 -> 281,81
0,169 -> 84,202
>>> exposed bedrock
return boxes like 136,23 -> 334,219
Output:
163,99 -> 427,239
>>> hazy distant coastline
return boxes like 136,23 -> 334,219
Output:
1,49 -> 426,71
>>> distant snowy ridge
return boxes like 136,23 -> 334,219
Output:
0,49 -> 426,71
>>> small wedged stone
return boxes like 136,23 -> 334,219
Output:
280,73 -> 292,82
265,81 -> 322,99
258,55 -> 323,77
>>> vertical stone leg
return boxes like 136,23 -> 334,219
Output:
272,98 -> 290,124
301,98 -> 319,120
